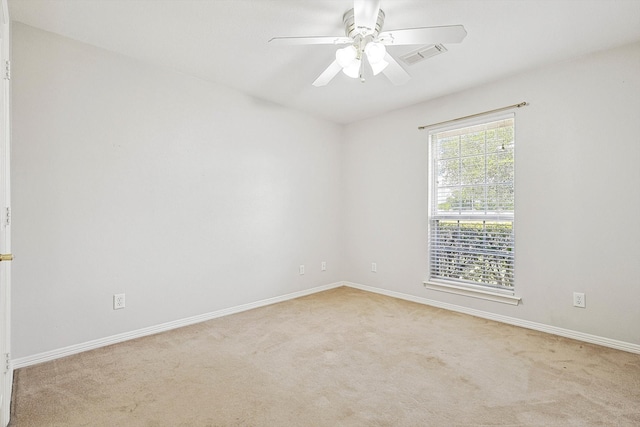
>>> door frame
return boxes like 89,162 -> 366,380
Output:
0,0 -> 11,425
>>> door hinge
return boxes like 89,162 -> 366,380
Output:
3,207 -> 9,227
4,353 -> 9,372
3,61 -> 9,80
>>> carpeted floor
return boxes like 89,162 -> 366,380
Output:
9,287 -> 640,426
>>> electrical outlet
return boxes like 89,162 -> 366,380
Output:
371,262 -> 377,273
299,265 -> 305,275
113,293 -> 125,310
321,261 -> 326,271
573,292 -> 585,308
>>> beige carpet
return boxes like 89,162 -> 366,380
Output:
10,287 -> 640,426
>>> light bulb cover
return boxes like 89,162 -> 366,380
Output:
365,42 -> 387,64
336,46 -> 358,68
369,58 -> 389,75
342,60 -> 361,78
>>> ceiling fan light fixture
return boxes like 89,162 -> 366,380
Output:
365,42 -> 388,75
365,42 -> 386,63
342,59 -> 361,78
269,0 -> 467,87
369,58 -> 389,75
336,45 -> 358,68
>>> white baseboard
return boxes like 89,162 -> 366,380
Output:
343,281 -> 640,355
12,282 -> 344,369
12,279 -> 639,369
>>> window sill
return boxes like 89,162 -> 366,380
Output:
423,281 -> 521,306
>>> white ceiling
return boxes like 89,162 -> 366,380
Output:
8,0 -> 640,124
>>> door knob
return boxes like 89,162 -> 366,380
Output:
0,254 -> 13,262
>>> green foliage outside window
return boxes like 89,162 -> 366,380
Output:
430,220 -> 514,288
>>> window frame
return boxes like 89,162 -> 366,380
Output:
425,112 -> 520,305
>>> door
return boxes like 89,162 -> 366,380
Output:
0,0 -> 11,425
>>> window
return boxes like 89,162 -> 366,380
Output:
427,114 -> 515,296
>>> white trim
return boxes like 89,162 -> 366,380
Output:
0,4 -> 10,426
12,282 -> 343,369
0,0 -> 8,26
12,280 -> 640,369
423,281 -> 521,305
344,282 -> 640,355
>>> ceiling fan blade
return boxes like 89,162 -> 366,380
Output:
381,53 -> 410,85
354,0 -> 381,34
378,25 -> 467,45
312,60 -> 343,87
269,36 -> 352,45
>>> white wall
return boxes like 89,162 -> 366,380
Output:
11,21 -> 640,360
343,42 -> 640,345
11,23 -> 344,359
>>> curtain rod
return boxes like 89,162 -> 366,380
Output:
418,101 -> 528,130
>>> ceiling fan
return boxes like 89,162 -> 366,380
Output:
268,0 -> 467,87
